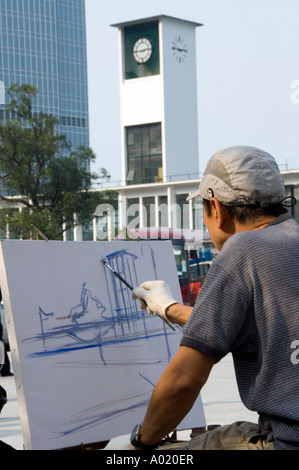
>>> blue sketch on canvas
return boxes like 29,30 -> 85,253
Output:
0,240 -> 203,448
19,244 -> 181,441
24,245 -> 174,365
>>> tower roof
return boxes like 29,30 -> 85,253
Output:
111,14 -> 203,29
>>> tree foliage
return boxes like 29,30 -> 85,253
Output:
0,84 -> 115,240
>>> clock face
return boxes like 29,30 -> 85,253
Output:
133,38 -> 152,64
172,36 -> 188,63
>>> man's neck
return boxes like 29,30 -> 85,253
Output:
236,215 -> 277,232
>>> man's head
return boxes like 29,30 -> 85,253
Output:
189,145 -> 286,207
188,146 -> 289,249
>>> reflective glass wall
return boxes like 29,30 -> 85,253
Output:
0,0 -> 89,165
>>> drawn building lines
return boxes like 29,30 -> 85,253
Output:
26,245 -> 175,365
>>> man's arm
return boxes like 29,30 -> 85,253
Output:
165,303 -> 193,326
138,346 -> 215,447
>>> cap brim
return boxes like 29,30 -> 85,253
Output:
186,189 -> 202,201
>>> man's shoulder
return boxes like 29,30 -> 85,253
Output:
217,213 -> 298,271
227,214 -> 296,245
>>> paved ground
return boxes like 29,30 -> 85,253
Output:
0,353 -> 258,450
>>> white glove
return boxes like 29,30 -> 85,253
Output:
102,434 -> 139,450
132,281 -> 177,319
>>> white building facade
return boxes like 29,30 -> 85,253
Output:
91,169 -> 299,242
91,15 -> 204,240
91,15 -> 299,242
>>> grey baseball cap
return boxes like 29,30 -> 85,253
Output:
188,146 -> 286,206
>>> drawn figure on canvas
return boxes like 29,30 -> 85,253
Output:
26,246 -> 173,365
38,281 -> 108,344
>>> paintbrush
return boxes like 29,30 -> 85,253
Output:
102,259 -> 175,331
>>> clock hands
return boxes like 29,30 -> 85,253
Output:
138,46 -> 151,53
172,37 -> 188,62
133,38 -> 152,63
172,46 -> 188,53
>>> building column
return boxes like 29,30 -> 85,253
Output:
189,199 -> 193,230
74,225 -> 83,241
154,195 -> 159,227
118,193 -> 127,230
139,196 -> 145,228
167,186 -> 177,229
93,216 -> 97,241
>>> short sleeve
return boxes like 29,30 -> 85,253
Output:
181,263 -> 251,362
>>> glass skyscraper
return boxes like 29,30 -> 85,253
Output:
0,0 -> 89,157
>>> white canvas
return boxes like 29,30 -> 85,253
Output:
0,240 -> 205,450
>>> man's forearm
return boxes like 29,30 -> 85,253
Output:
166,303 -> 193,326
139,347 -> 215,447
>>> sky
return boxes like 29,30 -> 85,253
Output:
85,0 -> 299,184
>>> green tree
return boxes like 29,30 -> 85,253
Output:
0,84 -> 115,240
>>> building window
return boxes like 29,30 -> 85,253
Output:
126,123 -> 163,184
124,21 -> 160,80
82,221 -> 94,241
192,196 -> 204,230
176,194 -> 190,229
143,197 -> 155,227
127,197 -> 140,229
158,195 -> 168,227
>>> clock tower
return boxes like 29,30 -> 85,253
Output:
112,15 -> 202,185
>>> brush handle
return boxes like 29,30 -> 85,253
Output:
103,260 -> 175,331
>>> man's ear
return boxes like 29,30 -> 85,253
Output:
210,198 -> 227,229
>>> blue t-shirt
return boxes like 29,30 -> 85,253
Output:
181,213 -> 299,449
